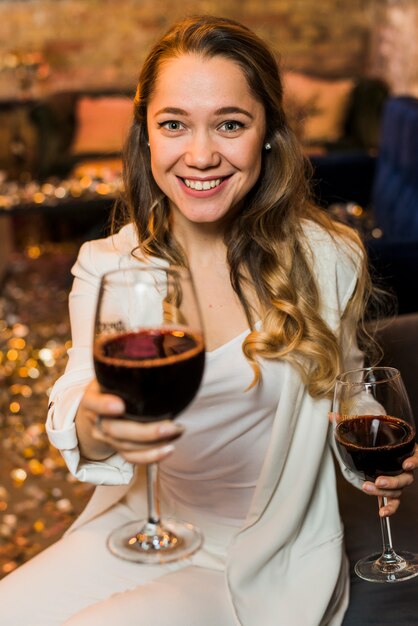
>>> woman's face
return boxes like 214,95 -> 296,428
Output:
146,53 -> 266,228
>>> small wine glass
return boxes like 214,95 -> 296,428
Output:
93,265 -> 205,563
332,366 -> 418,582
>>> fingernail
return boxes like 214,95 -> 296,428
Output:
404,462 -> 414,471
363,483 -> 374,492
377,479 -> 388,488
108,399 -> 124,412
158,444 -> 175,456
158,422 -> 184,436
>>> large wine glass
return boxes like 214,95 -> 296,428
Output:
332,366 -> 418,582
93,265 -> 205,563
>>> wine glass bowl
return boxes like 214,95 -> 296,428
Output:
332,367 -> 418,582
93,265 -> 205,563
94,327 -> 204,422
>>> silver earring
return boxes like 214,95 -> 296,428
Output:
264,142 -> 272,151
147,141 -> 150,147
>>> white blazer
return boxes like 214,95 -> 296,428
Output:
46,221 -> 364,626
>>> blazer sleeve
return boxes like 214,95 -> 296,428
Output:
325,231 -> 366,489
45,237 -> 135,486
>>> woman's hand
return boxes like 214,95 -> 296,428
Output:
362,444 -> 418,517
75,379 -> 183,464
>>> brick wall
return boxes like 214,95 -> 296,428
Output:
0,0 -> 376,99
370,0 -> 418,96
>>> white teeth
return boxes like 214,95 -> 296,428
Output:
184,178 -> 222,190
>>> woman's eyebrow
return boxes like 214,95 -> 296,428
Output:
153,106 -> 254,119
214,106 -> 254,119
154,106 -> 188,116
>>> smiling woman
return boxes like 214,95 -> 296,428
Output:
146,54 -> 266,227
0,13 -> 417,626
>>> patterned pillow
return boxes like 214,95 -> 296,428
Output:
283,71 -> 354,145
71,96 -> 133,155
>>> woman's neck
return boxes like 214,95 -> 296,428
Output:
172,213 -> 228,269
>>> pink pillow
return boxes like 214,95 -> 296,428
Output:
71,96 -> 133,154
283,72 -> 354,144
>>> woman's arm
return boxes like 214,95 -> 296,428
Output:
46,237 -> 180,485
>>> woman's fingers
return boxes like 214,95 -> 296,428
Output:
375,472 -> 414,491
91,417 -> 183,464
402,444 -> 418,471
120,443 -> 176,464
378,498 -> 400,517
76,380 -> 182,464
81,383 -> 125,418
361,482 -> 402,517
362,469 -> 415,517
92,417 -> 183,446
92,421 -> 177,463
363,473 -> 413,496
95,417 -> 183,443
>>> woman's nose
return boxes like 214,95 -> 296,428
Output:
183,132 -> 221,169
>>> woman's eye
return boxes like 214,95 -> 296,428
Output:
219,121 -> 244,132
160,121 -> 183,131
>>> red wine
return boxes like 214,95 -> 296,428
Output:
335,415 -> 415,481
94,329 -> 205,422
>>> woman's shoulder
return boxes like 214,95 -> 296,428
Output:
300,218 -> 364,311
72,223 -> 141,282
81,222 -> 139,262
301,218 -> 363,268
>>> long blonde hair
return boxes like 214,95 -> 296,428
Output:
112,15 -> 371,398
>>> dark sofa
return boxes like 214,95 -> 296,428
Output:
339,313 -> 418,625
312,95 -> 418,316
366,97 -> 418,316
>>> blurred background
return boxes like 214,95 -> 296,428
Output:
1,0 -> 418,578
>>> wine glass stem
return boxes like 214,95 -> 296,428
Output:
378,496 -> 398,563
146,462 -> 161,525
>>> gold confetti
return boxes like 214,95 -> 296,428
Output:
28,459 -> 45,476
2,562 -> 18,575
22,447 -> 35,459
6,349 -> 19,361
8,338 -> 26,350
0,244 -> 95,580
33,520 -> 45,533
10,468 -> 27,484
20,386 -> 32,398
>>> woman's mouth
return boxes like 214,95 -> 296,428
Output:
183,177 -> 223,191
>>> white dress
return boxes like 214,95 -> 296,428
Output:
0,220 -> 364,626
127,324 -> 284,566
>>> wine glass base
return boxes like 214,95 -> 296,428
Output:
355,551 -> 418,583
107,518 -> 203,564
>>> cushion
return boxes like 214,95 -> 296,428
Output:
71,96 -> 133,155
283,71 -> 354,145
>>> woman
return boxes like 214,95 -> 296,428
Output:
1,15 -> 417,626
